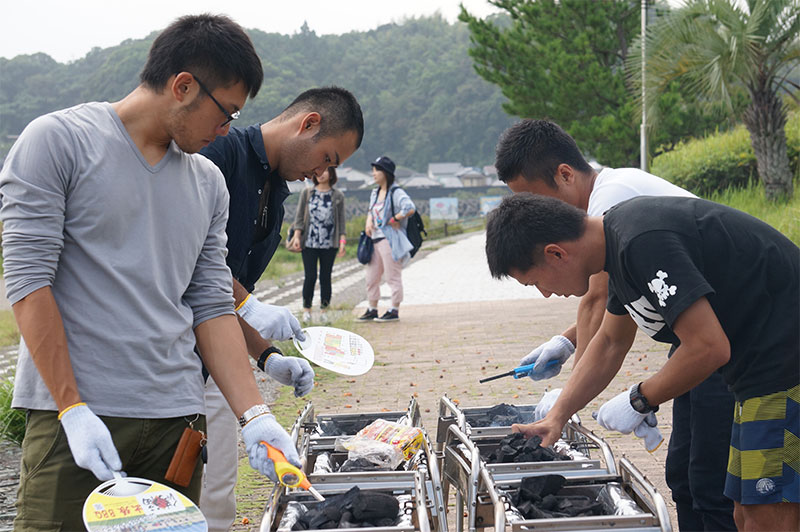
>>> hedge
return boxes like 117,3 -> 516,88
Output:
650,110 -> 800,196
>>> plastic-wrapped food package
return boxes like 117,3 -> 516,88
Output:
335,419 -> 424,471
597,482 -> 646,516
334,438 -> 405,471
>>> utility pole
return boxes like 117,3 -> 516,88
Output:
640,0 -> 648,171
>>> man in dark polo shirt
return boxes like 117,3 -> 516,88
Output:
198,87 -> 363,530
485,193 -> 799,531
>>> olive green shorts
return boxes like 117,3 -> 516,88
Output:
14,410 -> 205,531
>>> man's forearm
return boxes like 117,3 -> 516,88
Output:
238,316 -> 271,360
550,313 -> 637,424
639,297 -> 730,406
573,271 -> 609,364
12,286 -> 81,411
195,314 -> 264,417
232,277 -> 251,308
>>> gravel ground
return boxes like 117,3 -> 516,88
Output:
0,442 -> 19,531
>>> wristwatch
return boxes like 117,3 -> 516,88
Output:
257,346 -> 282,372
630,382 -> 659,414
238,404 -> 271,428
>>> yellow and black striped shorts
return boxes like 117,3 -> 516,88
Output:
724,383 -> 800,504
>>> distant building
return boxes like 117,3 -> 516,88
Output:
438,176 -> 464,188
400,176 -> 439,188
483,165 -> 498,178
457,167 -> 488,187
427,162 -> 463,184
335,167 -> 373,190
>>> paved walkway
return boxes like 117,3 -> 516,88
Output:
275,231 -> 677,528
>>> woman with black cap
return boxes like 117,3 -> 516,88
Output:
358,156 -> 416,322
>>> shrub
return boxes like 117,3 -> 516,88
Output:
651,110 -> 800,196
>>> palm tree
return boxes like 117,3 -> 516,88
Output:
634,0 -> 800,200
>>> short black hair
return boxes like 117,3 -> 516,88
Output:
485,193 -> 586,279
313,167 -> 337,186
283,87 -> 364,149
140,14 -> 263,99
495,119 -> 592,186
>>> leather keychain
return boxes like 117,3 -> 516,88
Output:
165,416 -> 206,487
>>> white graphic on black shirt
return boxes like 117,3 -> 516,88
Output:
648,270 -> 677,307
624,296 -> 666,337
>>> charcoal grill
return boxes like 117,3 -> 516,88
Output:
436,396 -> 617,479
261,469 -> 431,532
442,424 -> 671,532
261,399 -> 447,532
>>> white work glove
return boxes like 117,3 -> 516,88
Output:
241,412 -> 301,482
237,296 -> 305,342
533,388 -> 562,422
59,404 -> 123,481
520,335 -> 575,380
634,413 -> 665,453
266,353 -> 315,397
594,386 -> 654,434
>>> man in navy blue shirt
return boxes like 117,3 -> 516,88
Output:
198,87 -> 363,530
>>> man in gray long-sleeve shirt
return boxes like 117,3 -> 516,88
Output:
0,15 -> 301,529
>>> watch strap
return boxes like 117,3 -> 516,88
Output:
630,382 -> 659,414
238,404 -> 271,428
257,346 -> 282,372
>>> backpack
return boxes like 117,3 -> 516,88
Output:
390,187 -> 426,258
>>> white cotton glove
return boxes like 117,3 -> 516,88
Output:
241,412 -> 301,482
520,335 -> 575,380
533,388 -> 562,422
237,296 -> 305,342
594,386 -> 653,434
266,353 -> 315,397
59,404 -> 123,481
634,413 -> 665,453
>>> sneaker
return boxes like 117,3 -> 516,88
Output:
302,311 -> 312,323
374,309 -> 399,322
357,308 -> 378,321
319,309 -> 329,324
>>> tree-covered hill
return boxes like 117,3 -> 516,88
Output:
0,15 -> 515,171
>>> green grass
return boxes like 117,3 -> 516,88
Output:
705,179 -> 800,245
0,374 -> 25,446
0,311 -> 19,347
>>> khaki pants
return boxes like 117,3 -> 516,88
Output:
199,377 -> 238,532
14,410 -> 205,531
366,238 -> 404,308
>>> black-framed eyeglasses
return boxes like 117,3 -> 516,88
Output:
192,74 -> 240,128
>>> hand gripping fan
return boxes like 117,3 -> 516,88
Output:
83,473 -> 207,531
292,326 -> 374,376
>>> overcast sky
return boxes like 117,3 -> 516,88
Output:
1,0 -> 501,63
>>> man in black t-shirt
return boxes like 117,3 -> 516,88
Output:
485,193 -> 799,531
